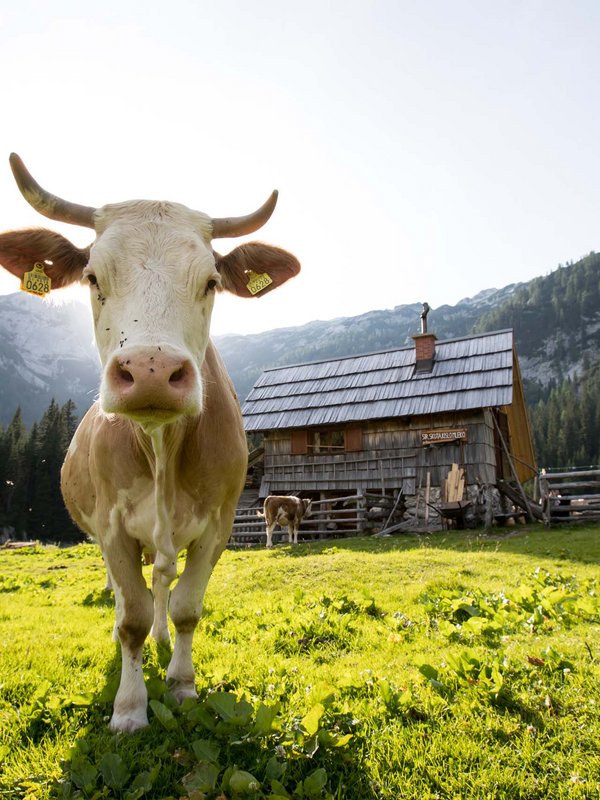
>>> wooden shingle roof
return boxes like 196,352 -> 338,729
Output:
242,329 -> 516,432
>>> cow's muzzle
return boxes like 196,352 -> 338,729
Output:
103,346 -> 200,423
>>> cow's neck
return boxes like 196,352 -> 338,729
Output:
134,420 -> 189,586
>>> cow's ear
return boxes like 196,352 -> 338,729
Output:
214,242 -> 300,298
0,228 -> 90,289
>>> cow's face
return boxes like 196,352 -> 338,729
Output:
0,154 -> 300,431
87,201 -> 219,425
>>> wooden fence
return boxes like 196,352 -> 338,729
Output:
538,468 -> 600,525
229,491 -> 406,547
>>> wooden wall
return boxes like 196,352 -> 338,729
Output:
262,411 -> 498,495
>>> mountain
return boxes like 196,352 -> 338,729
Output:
0,293 -> 100,427
1,252 -> 599,430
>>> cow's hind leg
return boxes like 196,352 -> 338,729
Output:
104,538 -> 153,733
166,536 -> 220,702
266,521 -> 277,548
151,569 -> 171,644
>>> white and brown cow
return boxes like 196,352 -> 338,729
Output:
261,495 -> 313,547
0,153 -> 299,733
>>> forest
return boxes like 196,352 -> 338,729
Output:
0,399 -> 81,542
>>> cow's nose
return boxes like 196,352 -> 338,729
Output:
104,347 -> 198,417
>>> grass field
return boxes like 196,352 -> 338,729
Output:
0,526 -> 599,799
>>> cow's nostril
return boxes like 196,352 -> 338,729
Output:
169,367 -> 185,384
118,366 -> 135,383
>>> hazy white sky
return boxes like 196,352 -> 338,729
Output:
0,1 -> 598,335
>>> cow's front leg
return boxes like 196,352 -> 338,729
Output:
166,536 -> 219,702
104,538 -> 154,732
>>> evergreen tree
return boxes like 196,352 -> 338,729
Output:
0,408 -> 27,518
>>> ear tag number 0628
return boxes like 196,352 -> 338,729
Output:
21,263 -> 52,297
246,270 -> 273,295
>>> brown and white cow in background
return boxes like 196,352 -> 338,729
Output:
260,495 -> 313,547
0,154 -> 299,732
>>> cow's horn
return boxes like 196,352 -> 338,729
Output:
211,190 -> 278,239
9,153 -> 97,229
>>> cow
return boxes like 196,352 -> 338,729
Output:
260,495 -> 313,547
0,153 -> 300,733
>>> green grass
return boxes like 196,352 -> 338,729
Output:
0,526 -> 599,799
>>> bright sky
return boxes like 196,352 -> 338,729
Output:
0,1 -> 598,336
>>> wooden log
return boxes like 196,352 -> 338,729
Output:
541,469 -> 600,480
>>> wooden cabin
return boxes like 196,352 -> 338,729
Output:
241,328 -> 537,529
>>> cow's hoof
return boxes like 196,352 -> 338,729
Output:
109,709 -> 149,733
168,679 -> 198,703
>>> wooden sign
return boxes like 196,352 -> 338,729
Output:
421,428 -> 467,445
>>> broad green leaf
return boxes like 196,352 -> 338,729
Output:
191,739 -> 220,763
253,702 -> 280,735
187,703 -> 216,730
146,677 -> 168,700
125,769 -> 154,800
206,691 -> 237,721
182,762 -> 220,793
301,703 -> 325,736
265,756 -> 286,781
303,768 -> 328,798
99,752 -> 130,790
229,768 -> 261,793
70,754 -> 97,792
270,779 -> 291,797
149,699 -> 178,730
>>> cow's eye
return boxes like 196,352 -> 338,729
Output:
87,274 -> 98,286
205,278 -> 218,294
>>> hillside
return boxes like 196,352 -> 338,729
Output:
0,253 -> 598,435
0,293 -> 100,427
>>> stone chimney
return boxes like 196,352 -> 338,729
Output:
412,302 -> 436,373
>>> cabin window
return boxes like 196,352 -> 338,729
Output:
290,427 -> 363,454
308,430 -> 345,453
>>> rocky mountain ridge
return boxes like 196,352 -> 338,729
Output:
0,253 -> 597,427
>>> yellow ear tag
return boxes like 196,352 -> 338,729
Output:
246,270 -> 273,295
20,262 -> 52,297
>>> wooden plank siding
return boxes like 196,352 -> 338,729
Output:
262,411 -> 498,494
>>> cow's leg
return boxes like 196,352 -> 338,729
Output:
292,522 -> 299,545
166,535 -> 220,701
104,538 -> 154,733
287,524 -> 294,544
151,569 -> 171,644
266,521 -> 276,548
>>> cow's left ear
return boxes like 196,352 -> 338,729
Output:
214,242 -> 300,298
0,228 -> 90,289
